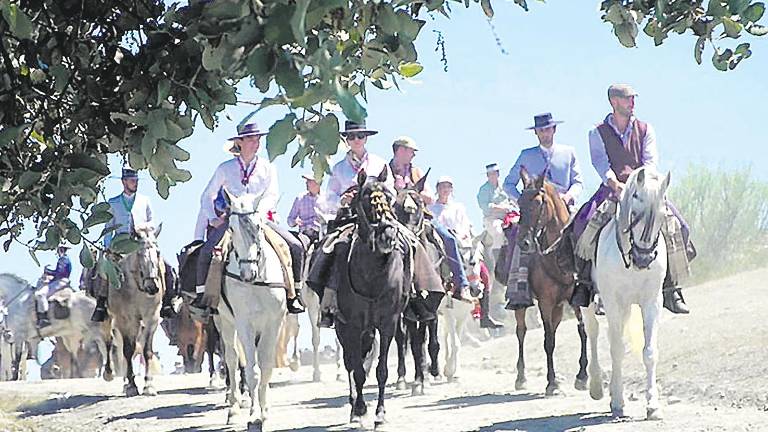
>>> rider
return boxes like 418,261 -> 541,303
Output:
190,122 -> 306,315
569,84 -> 692,314
34,244 -> 72,328
502,113 -> 583,310
389,136 -> 476,304
430,176 -> 504,329
90,168 -> 177,321
306,120 -> 394,328
477,162 -> 516,259
287,173 -> 329,244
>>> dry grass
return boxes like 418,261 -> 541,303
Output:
0,393 -> 46,432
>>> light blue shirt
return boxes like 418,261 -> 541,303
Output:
104,192 -> 154,247
476,181 -> 510,218
588,114 -> 658,185
503,143 -> 583,203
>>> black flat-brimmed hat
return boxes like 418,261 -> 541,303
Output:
228,122 -> 269,141
341,120 -> 378,136
526,113 -> 563,130
121,168 -> 139,179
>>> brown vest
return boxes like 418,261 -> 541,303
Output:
596,119 -> 647,183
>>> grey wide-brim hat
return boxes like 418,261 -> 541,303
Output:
341,120 -> 378,136
526,112 -> 564,130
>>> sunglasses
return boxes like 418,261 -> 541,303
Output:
344,132 -> 368,140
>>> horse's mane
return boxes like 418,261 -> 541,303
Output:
0,273 -> 31,287
541,181 -> 570,225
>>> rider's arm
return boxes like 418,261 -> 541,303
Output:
287,197 -> 300,227
195,165 -> 225,240
103,199 -> 117,247
477,184 -> 492,217
325,164 -> 343,211
588,127 -> 618,186
641,123 -> 659,170
565,148 -> 584,203
502,155 -> 523,201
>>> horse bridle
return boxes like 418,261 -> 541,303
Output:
620,206 -> 662,269
520,187 -> 560,256
229,208 -> 265,267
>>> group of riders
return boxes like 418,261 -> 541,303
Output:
33,83 -> 694,336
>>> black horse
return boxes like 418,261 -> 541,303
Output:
334,167 -> 411,427
392,170 -> 446,395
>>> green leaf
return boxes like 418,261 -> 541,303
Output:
305,0 -> 346,29
157,174 -> 171,199
707,0 -> 728,17
712,48 -> 732,71
98,257 -> 121,289
334,80 -> 366,124
80,244 -> 95,269
49,64 -> 71,93
156,79 -> 171,105
275,57 -> 304,98
729,0 -> 751,14
0,124 -> 27,148
265,4 -> 297,46
84,208 -> 113,228
614,21 -> 639,48
166,143 -> 190,161
40,226 -> 60,250
110,237 -> 141,255
65,224 -> 82,245
694,36 -> 706,64
28,249 -> 40,267
305,114 -> 340,156
291,0 -> 311,48
480,0 -> 494,18
141,134 -> 157,158
1,3 -> 33,39
62,152 -> 110,176
396,11 -> 425,42
398,62 -> 424,77
722,17 -> 743,38
266,114 -> 298,161
291,144 -> 312,167
742,2 -> 766,22
18,171 -> 41,190
311,153 -> 330,182
513,0 -> 529,11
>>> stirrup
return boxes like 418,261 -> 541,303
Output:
318,312 -> 335,328
287,296 -> 306,314
663,288 -> 689,314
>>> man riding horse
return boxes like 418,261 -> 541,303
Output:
90,168 -> 177,322
502,113 -> 584,310
477,163 -> 516,253
34,244 -> 72,328
190,122 -> 306,315
287,173 -> 331,244
569,84 -> 693,314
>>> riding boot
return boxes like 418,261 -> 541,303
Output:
451,284 -> 474,303
479,295 -> 503,329
505,253 -> 533,310
287,290 -> 306,314
160,290 -> 177,319
318,287 -> 337,328
90,296 -> 108,322
663,272 -> 689,314
36,311 -> 51,328
570,256 -> 593,308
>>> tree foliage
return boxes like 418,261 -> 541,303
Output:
0,0 -> 765,272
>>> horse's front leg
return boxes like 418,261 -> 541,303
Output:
394,317 -> 407,390
584,303 -> 604,400
253,319 -> 281,430
375,323 -> 396,426
338,324 -> 367,424
408,320 -> 426,396
121,334 -> 138,397
606,304 -> 628,417
641,298 -> 663,420
426,318 -> 440,379
543,303 -> 564,396
142,323 -> 159,396
514,308 -> 528,390
572,305 -> 589,391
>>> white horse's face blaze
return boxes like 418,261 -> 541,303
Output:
622,169 -> 671,269
135,228 -> 162,294
228,194 -> 265,283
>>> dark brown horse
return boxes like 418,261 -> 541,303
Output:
514,167 -> 588,395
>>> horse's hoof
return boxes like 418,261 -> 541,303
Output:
374,412 -> 386,428
574,377 -> 588,391
289,359 -> 300,372
124,384 -> 139,397
610,405 -> 625,418
247,419 -> 263,432
226,407 -> 240,424
589,380 -> 604,400
646,407 -> 663,421
446,375 -> 457,383
103,371 -> 114,382
336,373 -> 345,382
515,378 -> 527,391
312,370 -> 322,382
411,383 -> 424,396
395,378 -> 407,391
240,397 -> 252,409
143,386 -> 157,396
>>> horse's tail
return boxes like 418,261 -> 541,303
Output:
624,304 -> 644,356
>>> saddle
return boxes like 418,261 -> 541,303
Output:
48,287 -> 74,320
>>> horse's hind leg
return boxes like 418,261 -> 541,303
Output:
584,304 -> 604,400
514,308 -> 528,390
427,319 -> 440,379
641,299 -> 662,420
572,305 -> 589,391
394,317 -> 407,390
254,321 -> 280,429
408,320 -> 426,396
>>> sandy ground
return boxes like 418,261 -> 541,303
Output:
1,269 -> 767,432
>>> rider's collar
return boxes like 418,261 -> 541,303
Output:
122,192 -> 136,199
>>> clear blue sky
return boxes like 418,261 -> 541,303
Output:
5,1 -> 767,368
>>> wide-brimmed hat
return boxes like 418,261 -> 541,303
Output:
436,175 -> 454,187
341,120 -> 378,136
121,168 -> 139,179
392,136 -> 419,151
485,163 -> 500,174
607,84 -> 639,99
228,122 -> 269,141
526,113 -> 563,130
301,173 -> 321,183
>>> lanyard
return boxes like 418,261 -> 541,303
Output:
120,194 -> 134,213
237,158 -> 257,186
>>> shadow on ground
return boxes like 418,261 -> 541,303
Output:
19,395 -> 111,417
478,412 -> 617,432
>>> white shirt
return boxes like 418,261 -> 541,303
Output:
429,200 -> 473,241
194,156 -> 278,240
326,151 -> 394,211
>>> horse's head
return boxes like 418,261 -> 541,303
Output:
224,189 -> 267,283
517,167 -> 558,254
134,225 -> 163,295
354,167 -> 397,254
618,167 -> 670,269
393,169 -> 430,234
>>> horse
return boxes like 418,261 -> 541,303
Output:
175,301 -> 207,374
213,190 -> 287,430
514,167 -> 589,395
584,167 -> 671,420
392,171 -> 445,395
331,168 -> 411,427
41,337 -> 104,379
102,225 -> 165,396
0,274 -> 108,381
275,313 -> 300,371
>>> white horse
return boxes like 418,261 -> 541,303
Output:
0,274 -> 108,381
584,167 -> 670,420
215,192 -> 286,431
437,294 -> 474,382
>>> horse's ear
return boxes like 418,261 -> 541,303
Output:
636,167 -> 646,187
520,166 -> 531,188
154,222 -> 163,238
357,169 -> 368,187
377,166 -> 388,183
414,168 -> 431,193
534,172 -> 545,190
